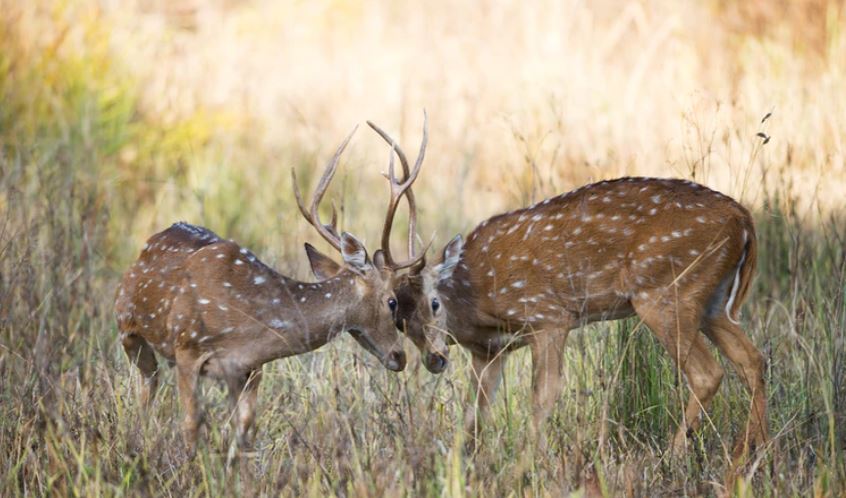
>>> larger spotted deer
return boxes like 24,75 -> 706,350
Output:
339,126 -> 767,460
114,129 -> 422,455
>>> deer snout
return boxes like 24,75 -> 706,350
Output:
424,352 -> 448,373
384,350 -> 407,372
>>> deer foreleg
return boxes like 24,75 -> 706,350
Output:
529,327 -> 570,449
464,352 -> 505,452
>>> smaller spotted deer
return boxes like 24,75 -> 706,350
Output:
114,130 -> 419,454
364,133 -> 766,460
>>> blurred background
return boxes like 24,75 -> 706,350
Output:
4,0 -> 845,264
1,0 -> 844,495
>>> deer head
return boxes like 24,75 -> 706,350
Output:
304,113 -> 450,373
388,234 -> 458,374
291,127 -> 411,370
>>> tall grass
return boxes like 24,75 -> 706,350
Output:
1,0 -> 845,495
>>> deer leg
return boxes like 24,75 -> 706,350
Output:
671,334 -> 724,452
464,352 -> 505,452
633,298 -> 723,454
121,334 -> 159,408
175,355 -> 204,457
528,328 -> 570,447
702,314 -> 768,458
226,369 -> 263,450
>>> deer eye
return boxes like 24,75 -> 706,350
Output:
431,297 -> 440,313
387,297 -> 398,312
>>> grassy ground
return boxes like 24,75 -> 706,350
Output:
1,1 -> 845,496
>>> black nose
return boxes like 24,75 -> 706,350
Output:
425,352 -> 448,373
385,351 -> 406,372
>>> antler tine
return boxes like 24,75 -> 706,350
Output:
327,201 -> 339,238
382,144 -> 403,267
367,122 -> 412,179
290,126 -> 358,252
407,110 -> 428,256
367,111 -> 428,270
367,120 -> 414,263
291,169 -> 311,220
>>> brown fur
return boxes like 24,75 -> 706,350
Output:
396,177 -> 767,460
115,222 -> 406,455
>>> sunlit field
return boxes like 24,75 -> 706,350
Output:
1,0 -> 845,495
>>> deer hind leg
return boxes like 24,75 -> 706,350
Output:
121,334 -> 159,408
528,328 -> 571,447
702,313 -> 768,458
671,334 -> 724,452
632,296 -> 724,454
226,369 -> 263,450
464,352 -> 505,453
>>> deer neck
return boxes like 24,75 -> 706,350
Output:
436,259 -> 485,336
236,271 -> 364,365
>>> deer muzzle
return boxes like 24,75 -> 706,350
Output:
348,328 -> 407,372
384,350 -> 407,371
424,352 -> 448,373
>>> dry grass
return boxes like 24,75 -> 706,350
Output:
1,0 -> 844,495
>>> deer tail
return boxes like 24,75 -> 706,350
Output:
725,225 -> 757,324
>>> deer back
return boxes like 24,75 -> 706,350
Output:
439,177 -> 755,333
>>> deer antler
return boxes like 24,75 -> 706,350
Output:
367,111 -> 428,270
291,127 -> 358,252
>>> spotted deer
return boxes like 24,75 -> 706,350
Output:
114,129 -> 422,455
422,178 -> 764,458
312,125 -> 767,459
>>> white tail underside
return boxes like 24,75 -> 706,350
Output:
725,230 -> 749,325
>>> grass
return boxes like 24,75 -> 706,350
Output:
1,0 -> 845,495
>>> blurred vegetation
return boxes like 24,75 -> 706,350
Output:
1,0 -> 844,495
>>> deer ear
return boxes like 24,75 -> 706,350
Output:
437,234 -> 463,281
340,232 -> 371,272
305,243 -> 343,280
372,249 -> 387,270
